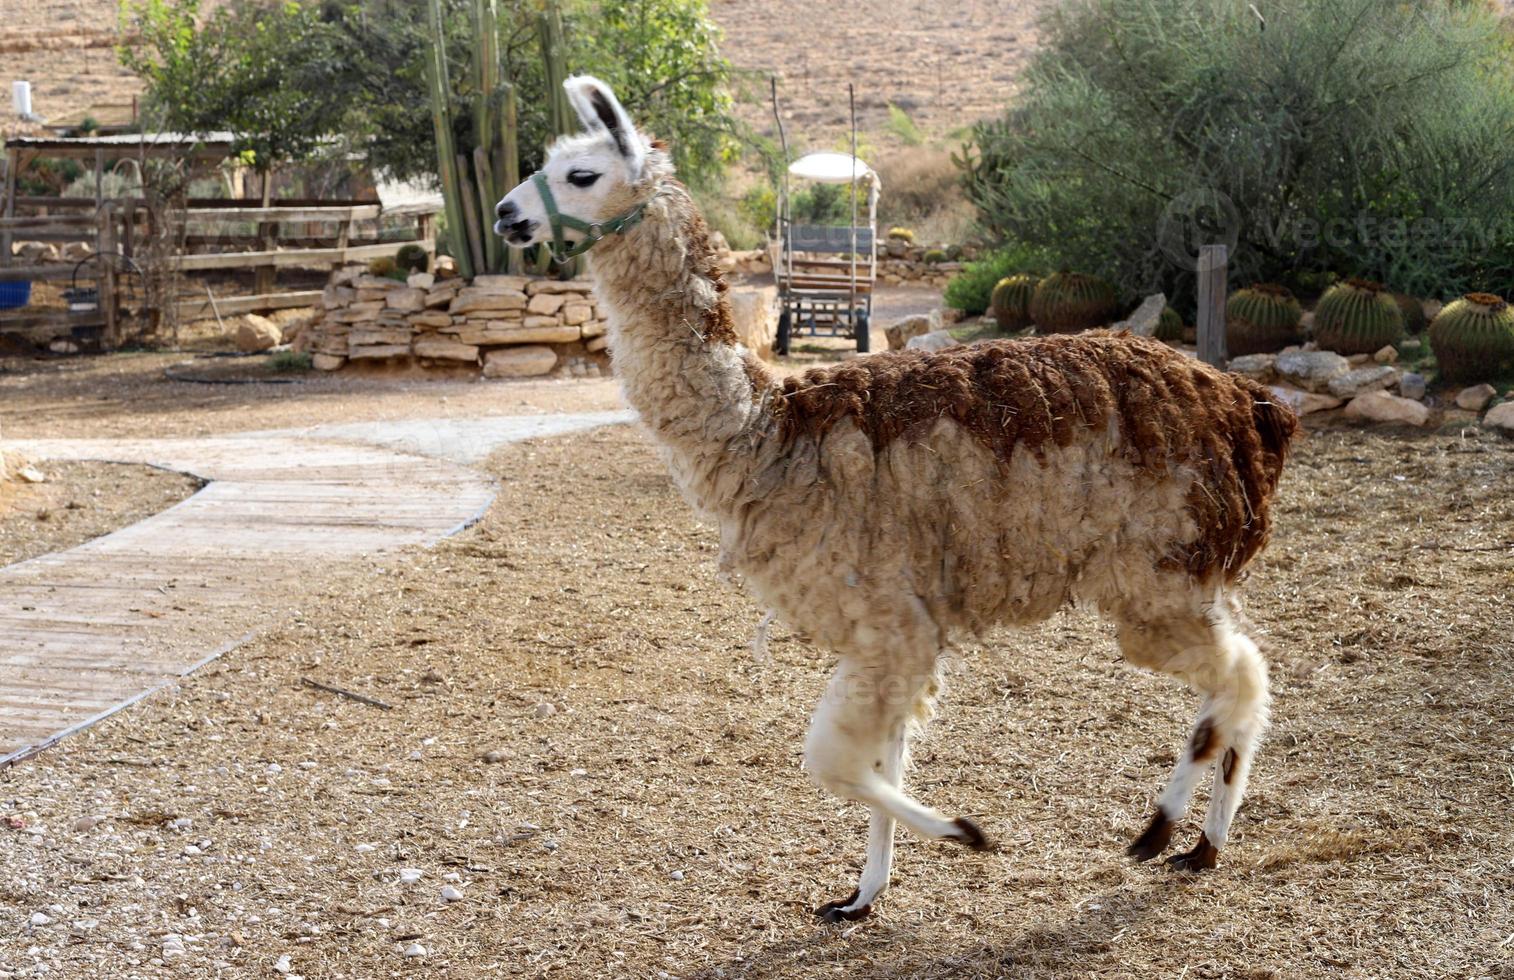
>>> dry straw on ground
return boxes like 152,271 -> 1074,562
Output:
1,417 -> 1511,978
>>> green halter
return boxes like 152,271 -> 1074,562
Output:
532,171 -> 650,264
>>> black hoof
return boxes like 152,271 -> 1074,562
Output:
1127,810 -> 1174,863
1165,832 -> 1219,873
950,816 -> 994,852
815,889 -> 872,923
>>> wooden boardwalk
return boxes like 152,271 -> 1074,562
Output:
0,435 -> 500,764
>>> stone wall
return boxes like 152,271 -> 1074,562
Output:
298,266 -> 611,379
298,264 -> 780,378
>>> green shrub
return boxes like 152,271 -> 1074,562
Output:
269,350 -> 312,373
396,243 -> 429,273
959,0 -> 1514,305
943,246 -> 1051,314
1154,305 -> 1184,343
885,103 -> 925,146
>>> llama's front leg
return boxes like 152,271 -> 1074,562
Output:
807,659 -> 989,922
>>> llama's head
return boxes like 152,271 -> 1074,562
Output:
494,75 -> 662,258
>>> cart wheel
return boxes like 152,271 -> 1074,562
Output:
776,310 -> 792,356
854,313 -> 871,353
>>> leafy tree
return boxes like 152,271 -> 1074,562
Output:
960,0 -> 1514,304
120,0 -> 348,177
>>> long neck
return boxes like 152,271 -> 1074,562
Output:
587,185 -> 777,476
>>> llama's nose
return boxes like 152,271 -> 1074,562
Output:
496,200 -> 517,223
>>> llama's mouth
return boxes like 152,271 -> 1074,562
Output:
494,218 -> 538,245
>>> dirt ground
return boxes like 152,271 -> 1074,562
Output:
0,459 -> 200,566
1,411 -> 1511,978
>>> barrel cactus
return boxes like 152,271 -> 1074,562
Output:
396,243 -> 430,273
1029,272 -> 1119,334
1392,292 -> 1427,335
1428,293 -> 1514,383
1226,284 -> 1303,355
1153,305 -> 1184,343
1312,279 -> 1404,354
990,274 -> 1039,331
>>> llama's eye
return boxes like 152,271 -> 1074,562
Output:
566,170 -> 600,188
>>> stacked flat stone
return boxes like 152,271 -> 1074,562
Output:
304,266 -> 610,378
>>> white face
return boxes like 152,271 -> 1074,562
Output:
494,76 -> 648,250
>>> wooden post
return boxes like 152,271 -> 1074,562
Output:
1196,243 -> 1228,367
0,149 -> 16,269
98,202 -> 118,348
255,170 -> 276,295
418,214 -> 436,271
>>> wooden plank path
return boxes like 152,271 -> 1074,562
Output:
0,433 -> 508,764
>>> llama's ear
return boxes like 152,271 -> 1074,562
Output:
563,75 -> 646,177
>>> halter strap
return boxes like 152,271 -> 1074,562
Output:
532,171 -> 651,264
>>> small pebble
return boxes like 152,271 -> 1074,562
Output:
403,943 -> 427,958
30,912 -> 53,927
570,768 -> 588,778
533,702 -> 557,719
441,871 -> 462,883
72,816 -> 98,833
440,886 -> 464,903
266,763 -> 283,775
399,869 -> 423,885
406,751 -> 422,761
670,870 -> 684,881
354,844 -> 376,854
274,954 -> 292,974
481,749 -> 514,763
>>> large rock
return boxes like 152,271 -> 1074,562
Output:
347,344 -> 409,360
886,312 -> 939,351
408,310 -> 454,329
527,292 -> 567,316
385,287 -> 427,312
1455,383 -> 1497,412
412,337 -> 479,362
449,287 -> 527,315
906,330 -> 961,352
1399,372 -> 1427,402
311,354 -> 345,371
1344,390 -> 1431,427
1327,364 -> 1399,399
560,302 -> 593,326
1114,293 -> 1166,336
1276,350 -> 1351,392
526,278 -> 593,295
1483,401 -> 1514,437
349,326 -> 413,347
729,285 -> 777,356
1228,354 -> 1277,383
451,321 -> 579,345
483,345 -> 558,379
1266,384 -> 1342,416
234,314 -> 282,353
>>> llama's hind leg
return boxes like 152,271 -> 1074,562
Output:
1171,625 -> 1268,871
1118,609 -> 1269,871
807,659 -> 988,921
815,721 -> 903,922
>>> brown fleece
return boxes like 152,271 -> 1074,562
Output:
766,332 -> 1297,582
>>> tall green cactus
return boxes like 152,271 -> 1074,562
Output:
423,0 -> 473,279
424,0 -> 569,277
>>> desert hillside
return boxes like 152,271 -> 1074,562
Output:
2,0 -> 1047,140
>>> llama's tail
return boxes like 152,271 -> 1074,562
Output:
1251,386 -> 1299,475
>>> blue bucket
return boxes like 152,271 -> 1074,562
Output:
0,280 -> 32,310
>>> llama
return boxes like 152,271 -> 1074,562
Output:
495,76 -> 1297,922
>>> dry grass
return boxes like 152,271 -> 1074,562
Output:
2,416 -> 1511,978
0,460 -> 200,565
